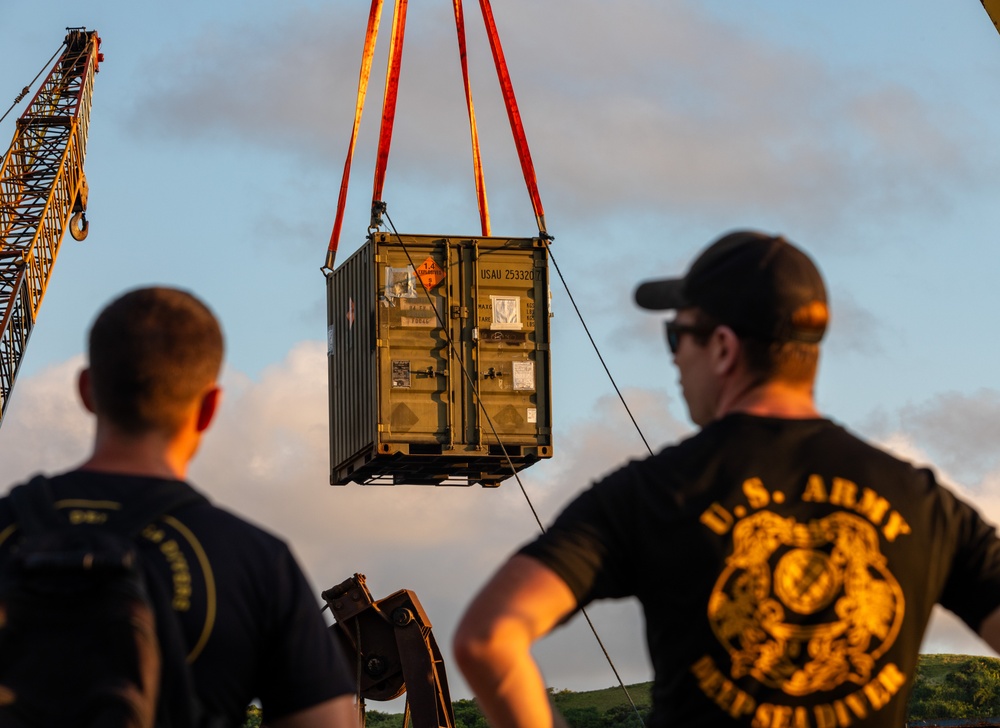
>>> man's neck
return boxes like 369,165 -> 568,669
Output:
80,425 -> 193,480
717,379 -> 819,420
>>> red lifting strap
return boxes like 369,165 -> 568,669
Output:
477,0 -> 546,237
325,0 -> 384,271
453,0 -> 491,237
324,0 -> 547,271
372,0 -> 408,205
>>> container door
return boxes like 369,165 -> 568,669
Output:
464,240 -> 550,452
376,240 -> 452,445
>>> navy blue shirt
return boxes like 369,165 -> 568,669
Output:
0,470 -> 353,726
521,415 -> 1000,728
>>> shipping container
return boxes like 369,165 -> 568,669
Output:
327,232 -> 553,486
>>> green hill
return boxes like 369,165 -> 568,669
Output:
264,654 -> 1000,727
908,653 -> 1000,722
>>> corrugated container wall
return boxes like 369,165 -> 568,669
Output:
327,233 -> 553,486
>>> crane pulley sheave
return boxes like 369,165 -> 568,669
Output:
0,28 -> 102,429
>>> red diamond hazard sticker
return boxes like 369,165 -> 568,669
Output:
416,257 -> 445,290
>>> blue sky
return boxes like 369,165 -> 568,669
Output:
4,0 -> 1000,706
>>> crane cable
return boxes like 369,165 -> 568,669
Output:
0,41 -> 66,128
547,243 -> 655,458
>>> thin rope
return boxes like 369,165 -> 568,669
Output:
0,42 -> 66,127
544,243 -> 649,723
382,211 -> 645,726
546,242 -> 655,458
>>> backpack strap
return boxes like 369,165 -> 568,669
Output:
8,474 -> 62,536
9,473 -> 208,538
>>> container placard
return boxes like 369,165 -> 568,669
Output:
385,266 -> 417,299
392,360 -> 411,388
490,295 -> 522,330
512,361 -> 535,391
400,299 -> 439,328
417,257 -> 446,290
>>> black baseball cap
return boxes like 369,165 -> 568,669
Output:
634,230 -> 828,343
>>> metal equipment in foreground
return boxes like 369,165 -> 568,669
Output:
323,574 -> 456,728
327,232 -> 553,487
0,28 -> 102,429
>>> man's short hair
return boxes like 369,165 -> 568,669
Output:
688,309 -> 819,385
741,338 -> 820,384
87,287 -> 224,434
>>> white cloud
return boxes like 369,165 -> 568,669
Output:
0,355 -> 91,483
123,0 -> 984,234
862,390 -> 1000,494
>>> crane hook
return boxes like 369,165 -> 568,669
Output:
69,211 -> 89,241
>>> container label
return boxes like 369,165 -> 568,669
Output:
512,360 -> 535,391
400,298 -> 440,328
481,330 -> 526,343
527,408 -> 537,424
327,324 -> 335,356
416,257 -> 445,290
490,295 -> 522,330
391,360 -> 411,388
480,267 -> 537,281
385,266 -> 417,299
479,295 -> 536,330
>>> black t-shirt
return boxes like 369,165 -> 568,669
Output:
520,415 -> 1000,728
0,470 -> 354,726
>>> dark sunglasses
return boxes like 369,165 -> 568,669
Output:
664,320 -> 716,354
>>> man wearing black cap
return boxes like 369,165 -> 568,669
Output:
453,231 -> 1000,727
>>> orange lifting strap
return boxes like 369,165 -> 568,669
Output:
324,0 -> 547,271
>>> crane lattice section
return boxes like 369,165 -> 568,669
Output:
0,29 -> 100,426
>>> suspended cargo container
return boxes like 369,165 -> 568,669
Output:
327,232 -> 553,486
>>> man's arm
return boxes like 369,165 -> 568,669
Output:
453,554 -> 578,728
268,695 -> 358,728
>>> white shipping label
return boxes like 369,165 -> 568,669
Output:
490,295 -> 523,330
512,360 -> 535,391
527,408 -> 537,424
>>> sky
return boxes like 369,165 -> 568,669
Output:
4,0 -> 1000,710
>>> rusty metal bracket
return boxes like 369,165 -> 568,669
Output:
322,573 -> 456,728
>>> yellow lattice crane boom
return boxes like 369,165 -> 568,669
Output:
0,29 -> 102,429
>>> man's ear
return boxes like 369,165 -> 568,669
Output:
77,368 -> 96,414
711,326 -> 742,376
195,386 -> 222,433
